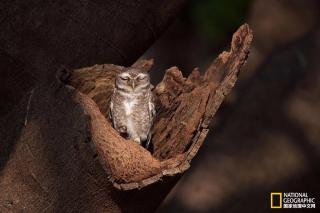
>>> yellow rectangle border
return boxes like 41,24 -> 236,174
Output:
270,192 -> 282,208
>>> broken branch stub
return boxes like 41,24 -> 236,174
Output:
63,24 -> 253,190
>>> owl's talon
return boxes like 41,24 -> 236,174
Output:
118,126 -> 127,133
133,138 -> 141,144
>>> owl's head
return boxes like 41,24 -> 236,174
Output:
115,68 -> 151,92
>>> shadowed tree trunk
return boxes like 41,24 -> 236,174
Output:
0,0 -> 186,116
0,23 -> 252,212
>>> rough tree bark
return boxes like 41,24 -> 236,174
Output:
0,24 -> 252,212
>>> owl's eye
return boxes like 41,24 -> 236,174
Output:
137,75 -> 146,81
120,76 -> 129,81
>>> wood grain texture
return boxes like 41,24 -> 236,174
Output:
0,25 -> 252,212
65,24 -> 253,187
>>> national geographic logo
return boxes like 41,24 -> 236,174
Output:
270,193 -> 282,208
270,192 -> 316,209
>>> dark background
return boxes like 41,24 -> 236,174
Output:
0,0 -> 319,212
144,0 -> 320,212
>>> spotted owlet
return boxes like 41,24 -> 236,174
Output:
110,67 -> 155,148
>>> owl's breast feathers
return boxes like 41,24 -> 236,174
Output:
110,87 -> 155,146
113,90 -> 151,115
123,98 -> 136,115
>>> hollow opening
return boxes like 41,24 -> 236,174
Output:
62,62 -> 202,161
56,24 -> 253,188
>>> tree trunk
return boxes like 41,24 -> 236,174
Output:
0,24 -> 252,212
0,0 -> 186,116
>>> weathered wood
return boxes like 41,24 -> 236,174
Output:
65,24 -> 253,187
0,24 -> 252,212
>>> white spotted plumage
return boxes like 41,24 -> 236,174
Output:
110,67 -> 155,148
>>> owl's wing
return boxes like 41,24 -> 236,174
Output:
150,83 -> 155,90
109,90 -> 114,125
148,92 -> 156,123
146,91 -> 156,148
109,101 -> 113,121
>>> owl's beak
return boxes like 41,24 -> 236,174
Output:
131,81 -> 135,90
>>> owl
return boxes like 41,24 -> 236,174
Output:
110,67 -> 155,148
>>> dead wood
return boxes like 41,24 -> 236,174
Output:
0,24 -> 252,212
64,24 -> 253,189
